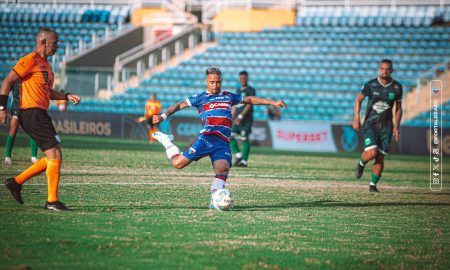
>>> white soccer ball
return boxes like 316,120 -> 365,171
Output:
212,189 -> 234,211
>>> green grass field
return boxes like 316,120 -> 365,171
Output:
1,134 -> 449,270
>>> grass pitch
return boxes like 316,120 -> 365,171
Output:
1,134 -> 449,270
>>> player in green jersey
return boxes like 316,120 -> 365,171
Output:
353,59 -> 403,192
230,71 -> 256,167
3,82 -> 39,165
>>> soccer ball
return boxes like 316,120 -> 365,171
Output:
212,189 -> 234,211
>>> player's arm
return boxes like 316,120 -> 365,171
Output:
393,100 -> 402,142
0,70 -> 21,124
235,104 -> 253,125
352,93 -> 365,131
242,96 -> 286,108
152,100 -> 189,124
50,90 -> 81,105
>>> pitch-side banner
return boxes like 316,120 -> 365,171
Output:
268,121 -> 337,152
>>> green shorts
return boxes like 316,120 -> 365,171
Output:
231,122 -> 252,140
362,125 -> 392,155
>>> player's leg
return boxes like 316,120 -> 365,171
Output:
209,139 -> 232,208
369,153 -> 384,193
4,112 -> 19,165
240,128 -> 251,167
369,130 -> 392,192
30,138 -> 38,164
153,130 -> 181,162
230,129 -> 241,165
211,159 -> 230,192
355,127 -> 378,178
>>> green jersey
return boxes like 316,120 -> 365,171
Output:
234,85 -> 256,123
361,77 -> 403,129
11,81 -> 21,110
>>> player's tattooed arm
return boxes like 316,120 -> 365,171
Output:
352,93 -> 365,132
152,100 -> 189,124
242,96 -> 286,108
50,90 -> 81,104
393,100 -> 402,142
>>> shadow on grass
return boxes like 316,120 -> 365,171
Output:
43,200 -> 450,212
232,200 -> 450,211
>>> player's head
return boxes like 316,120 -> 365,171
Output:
36,28 -> 58,57
239,70 -> 248,87
150,93 -> 157,100
379,59 -> 393,80
205,67 -> 222,94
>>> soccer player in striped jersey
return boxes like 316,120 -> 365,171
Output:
152,67 -> 286,208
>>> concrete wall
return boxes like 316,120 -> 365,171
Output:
212,9 -> 296,32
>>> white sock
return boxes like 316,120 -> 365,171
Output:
370,182 -> 376,186
165,145 -> 180,160
154,132 -> 180,160
211,178 -> 226,193
235,152 -> 242,159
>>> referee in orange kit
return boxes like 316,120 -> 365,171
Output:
0,28 -> 81,211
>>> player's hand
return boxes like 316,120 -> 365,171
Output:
0,110 -> 6,125
352,119 -> 360,131
67,94 -> 81,105
234,118 -> 241,126
152,115 -> 163,124
393,127 -> 400,142
273,100 -> 287,108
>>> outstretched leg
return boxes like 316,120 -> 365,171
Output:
153,131 -> 192,169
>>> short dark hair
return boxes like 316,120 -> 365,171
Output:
380,59 -> 393,67
239,70 -> 248,76
206,67 -> 222,77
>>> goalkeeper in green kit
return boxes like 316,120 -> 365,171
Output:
230,71 -> 255,167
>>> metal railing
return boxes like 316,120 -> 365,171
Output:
113,23 -> 209,87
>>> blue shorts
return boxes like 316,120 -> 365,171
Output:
182,134 -> 232,166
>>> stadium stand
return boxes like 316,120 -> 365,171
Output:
405,100 -> 450,128
13,3 -> 443,123
0,3 -> 130,79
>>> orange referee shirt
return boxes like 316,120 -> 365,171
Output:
145,100 -> 162,119
13,52 -> 54,110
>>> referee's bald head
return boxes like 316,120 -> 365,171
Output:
36,28 -> 57,44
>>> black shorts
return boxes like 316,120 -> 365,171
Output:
19,108 -> 60,151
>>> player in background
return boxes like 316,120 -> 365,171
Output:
3,81 -> 39,165
230,71 -> 256,167
0,28 -> 81,211
353,59 -> 403,192
136,93 -> 162,143
151,67 -> 286,208
144,94 -> 162,143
